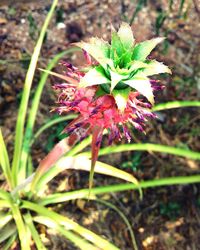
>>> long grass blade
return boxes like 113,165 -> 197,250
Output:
22,201 -> 119,250
0,212 -> 12,229
11,0 -> 58,186
0,222 -> 16,244
20,48 -> 79,182
0,128 -> 13,188
79,143 -> 200,160
10,204 -> 31,250
34,216 -> 99,250
31,114 -> 77,145
153,101 -> 200,111
24,213 -> 47,250
35,156 -> 141,195
39,175 -> 200,206
2,233 -> 17,250
96,199 -> 138,250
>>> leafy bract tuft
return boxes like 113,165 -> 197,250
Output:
75,22 -> 171,106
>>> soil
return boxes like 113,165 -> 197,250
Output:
0,0 -> 200,249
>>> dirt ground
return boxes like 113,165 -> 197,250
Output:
0,0 -> 200,249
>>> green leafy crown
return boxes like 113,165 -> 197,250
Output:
75,22 -> 171,111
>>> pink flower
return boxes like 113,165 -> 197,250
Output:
53,61 -> 157,177
51,22 -> 171,188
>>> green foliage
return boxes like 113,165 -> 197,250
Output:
76,22 -> 171,107
160,202 -> 181,220
129,0 -> 147,25
56,6 -> 64,23
45,116 -> 67,151
27,13 -> 39,40
155,11 -> 167,35
122,152 -> 142,171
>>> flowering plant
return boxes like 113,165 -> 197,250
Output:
1,1 -> 199,249
52,22 -> 171,188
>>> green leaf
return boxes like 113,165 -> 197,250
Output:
80,143 -> 200,160
75,37 -> 111,69
2,233 -> 17,250
79,66 -> 109,87
118,50 -> 133,67
110,70 -> 127,91
10,203 -> 31,250
117,22 -> 135,50
0,222 -> 16,244
24,213 -> 47,250
19,48 -> 79,183
112,88 -> 131,112
31,137 -> 72,192
128,60 -> 148,72
0,128 -> 13,188
96,199 -> 138,250
32,114 -> 77,146
111,31 -> 125,58
132,37 -> 165,61
11,0 -> 58,187
34,216 -> 99,250
153,101 -> 200,111
39,175 -> 200,207
0,200 -> 11,208
0,212 -> 12,229
22,201 -> 119,250
0,189 -> 12,201
34,151 -> 140,196
141,60 -> 172,76
125,74 -> 154,105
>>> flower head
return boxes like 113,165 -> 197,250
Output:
53,22 -> 171,189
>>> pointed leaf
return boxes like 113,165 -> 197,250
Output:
128,60 -> 148,72
75,38 -> 111,68
113,88 -> 131,112
38,68 -> 78,84
0,222 -> 16,244
118,50 -> 133,67
39,156 -> 141,205
110,70 -> 127,91
0,213 -> 12,229
24,213 -> 47,250
31,137 -> 73,192
118,22 -> 135,50
141,60 -> 172,76
132,37 -> 165,61
23,201 -> 119,250
79,66 -> 109,87
89,127 -> 103,194
0,128 -> 13,188
125,75 -> 154,105
111,31 -> 125,58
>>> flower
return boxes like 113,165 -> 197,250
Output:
52,22 -> 171,188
